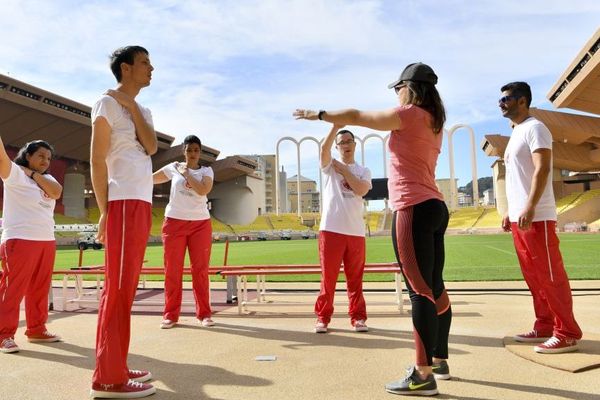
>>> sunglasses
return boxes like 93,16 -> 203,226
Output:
498,95 -> 520,104
394,83 -> 408,94
336,139 -> 355,146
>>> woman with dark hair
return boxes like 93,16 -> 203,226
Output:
294,62 -> 451,396
153,135 -> 215,329
0,137 -> 63,354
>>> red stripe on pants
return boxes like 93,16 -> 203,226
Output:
93,200 -> 151,385
162,217 -> 212,321
314,230 -> 366,325
511,221 -> 582,340
0,239 -> 55,341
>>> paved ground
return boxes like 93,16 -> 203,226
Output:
2,280 -> 599,399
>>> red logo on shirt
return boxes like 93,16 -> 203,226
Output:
341,179 -> 352,191
40,189 -> 51,200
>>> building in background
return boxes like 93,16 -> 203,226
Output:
287,174 -> 320,213
435,178 -> 458,207
482,188 -> 495,206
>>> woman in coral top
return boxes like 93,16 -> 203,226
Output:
0,137 -> 63,354
153,135 -> 215,329
294,62 -> 450,397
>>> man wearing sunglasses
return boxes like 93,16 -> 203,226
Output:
500,81 -> 582,354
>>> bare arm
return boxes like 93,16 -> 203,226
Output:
294,108 -> 403,131
90,116 -> 112,243
332,160 -> 371,197
183,169 -> 213,196
153,169 -> 170,184
320,124 -> 345,169
19,166 -> 62,199
518,148 -> 551,229
106,90 -> 158,155
0,135 -> 12,180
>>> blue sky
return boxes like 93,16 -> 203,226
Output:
1,0 -> 599,196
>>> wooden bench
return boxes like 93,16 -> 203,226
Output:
219,263 -> 403,314
53,266 -> 223,310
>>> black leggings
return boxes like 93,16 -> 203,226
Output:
391,199 -> 451,366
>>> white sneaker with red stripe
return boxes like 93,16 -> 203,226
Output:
534,336 -> 579,354
0,337 -> 19,353
200,318 -> 215,327
314,320 -> 328,333
353,320 -> 369,332
128,369 -> 152,383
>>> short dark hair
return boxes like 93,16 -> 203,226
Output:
336,129 -> 355,143
501,81 -> 532,108
183,135 -> 202,149
14,140 -> 54,173
109,46 -> 149,82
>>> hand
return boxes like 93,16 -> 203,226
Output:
501,215 -> 511,232
332,159 -> 349,176
333,124 -> 346,130
517,207 -> 535,230
176,162 -> 189,177
96,214 -> 106,244
105,89 -> 135,111
18,165 -> 33,177
293,109 -> 319,120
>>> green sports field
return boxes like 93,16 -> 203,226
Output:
53,233 -> 600,282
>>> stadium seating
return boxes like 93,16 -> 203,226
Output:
558,189 -> 600,214
447,207 -> 485,229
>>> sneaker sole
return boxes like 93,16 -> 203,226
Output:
385,388 -> 439,396
514,336 -> 551,343
90,386 -> 156,398
27,338 -> 61,343
433,373 -> 451,380
160,324 -> 175,329
314,329 -> 327,333
534,345 -> 579,354
0,347 -> 19,354
354,327 -> 369,332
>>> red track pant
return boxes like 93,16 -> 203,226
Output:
162,217 -> 212,321
0,239 -> 55,341
93,200 -> 151,385
511,221 -> 582,340
314,230 -> 367,325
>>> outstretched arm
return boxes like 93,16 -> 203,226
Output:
0,135 -> 12,180
294,108 -> 403,131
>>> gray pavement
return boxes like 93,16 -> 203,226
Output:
1,280 -> 599,399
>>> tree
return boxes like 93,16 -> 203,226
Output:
458,177 -> 493,197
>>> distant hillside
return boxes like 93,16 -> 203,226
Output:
459,177 -> 493,197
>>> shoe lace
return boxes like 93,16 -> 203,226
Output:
129,369 -> 143,375
127,380 -> 144,389
42,330 -> 56,337
2,338 -> 16,347
544,337 -> 560,346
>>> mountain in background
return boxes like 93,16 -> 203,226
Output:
458,177 -> 493,197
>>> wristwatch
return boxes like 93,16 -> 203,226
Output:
29,171 -> 36,179
318,110 -> 326,120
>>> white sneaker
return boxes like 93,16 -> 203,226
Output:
314,320 -> 328,333
354,320 -> 369,332
200,318 -> 215,327
160,319 -> 175,329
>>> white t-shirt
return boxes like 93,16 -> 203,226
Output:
1,162 -> 56,242
91,95 -> 154,204
319,160 -> 372,237
504,117 -> 557,222
161,162 -> 213,221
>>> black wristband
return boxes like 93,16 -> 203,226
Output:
29,171 -> 36,179
318,110 -> 325,120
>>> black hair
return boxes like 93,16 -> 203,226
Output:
14,140 -> 54,174
403,81 -> 446,134
335,129 -> 355,143
183,135 -> 202,148
501,81 -> 532,108
109,45 -> 149,82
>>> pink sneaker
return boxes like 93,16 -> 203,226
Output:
534,336 -> 579,354
1,337 -> 19,353
314,320 -> 328,333
514,330 -> 552,343
90,379 -> 156,398
128,369 -> 152,383
353,320 -> 369,332
27,331 -> 61,343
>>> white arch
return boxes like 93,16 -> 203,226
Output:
357,133 -> 389,177
276,137 -> 299,216
447,124 -> 478,210
298,137 -> 322,215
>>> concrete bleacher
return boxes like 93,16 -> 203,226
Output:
269,213 -> 309,230
366,211 -> 383,232
558,189 -> 600,214
447,207 -> 485,229
556,192 -> 583,214
472,207 -> 502,228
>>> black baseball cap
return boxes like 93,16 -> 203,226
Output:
387,62 -> 438,88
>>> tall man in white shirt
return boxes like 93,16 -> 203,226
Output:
500,81 -> 582,354
312,125 -> 372,333
90,46 -> 158,398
